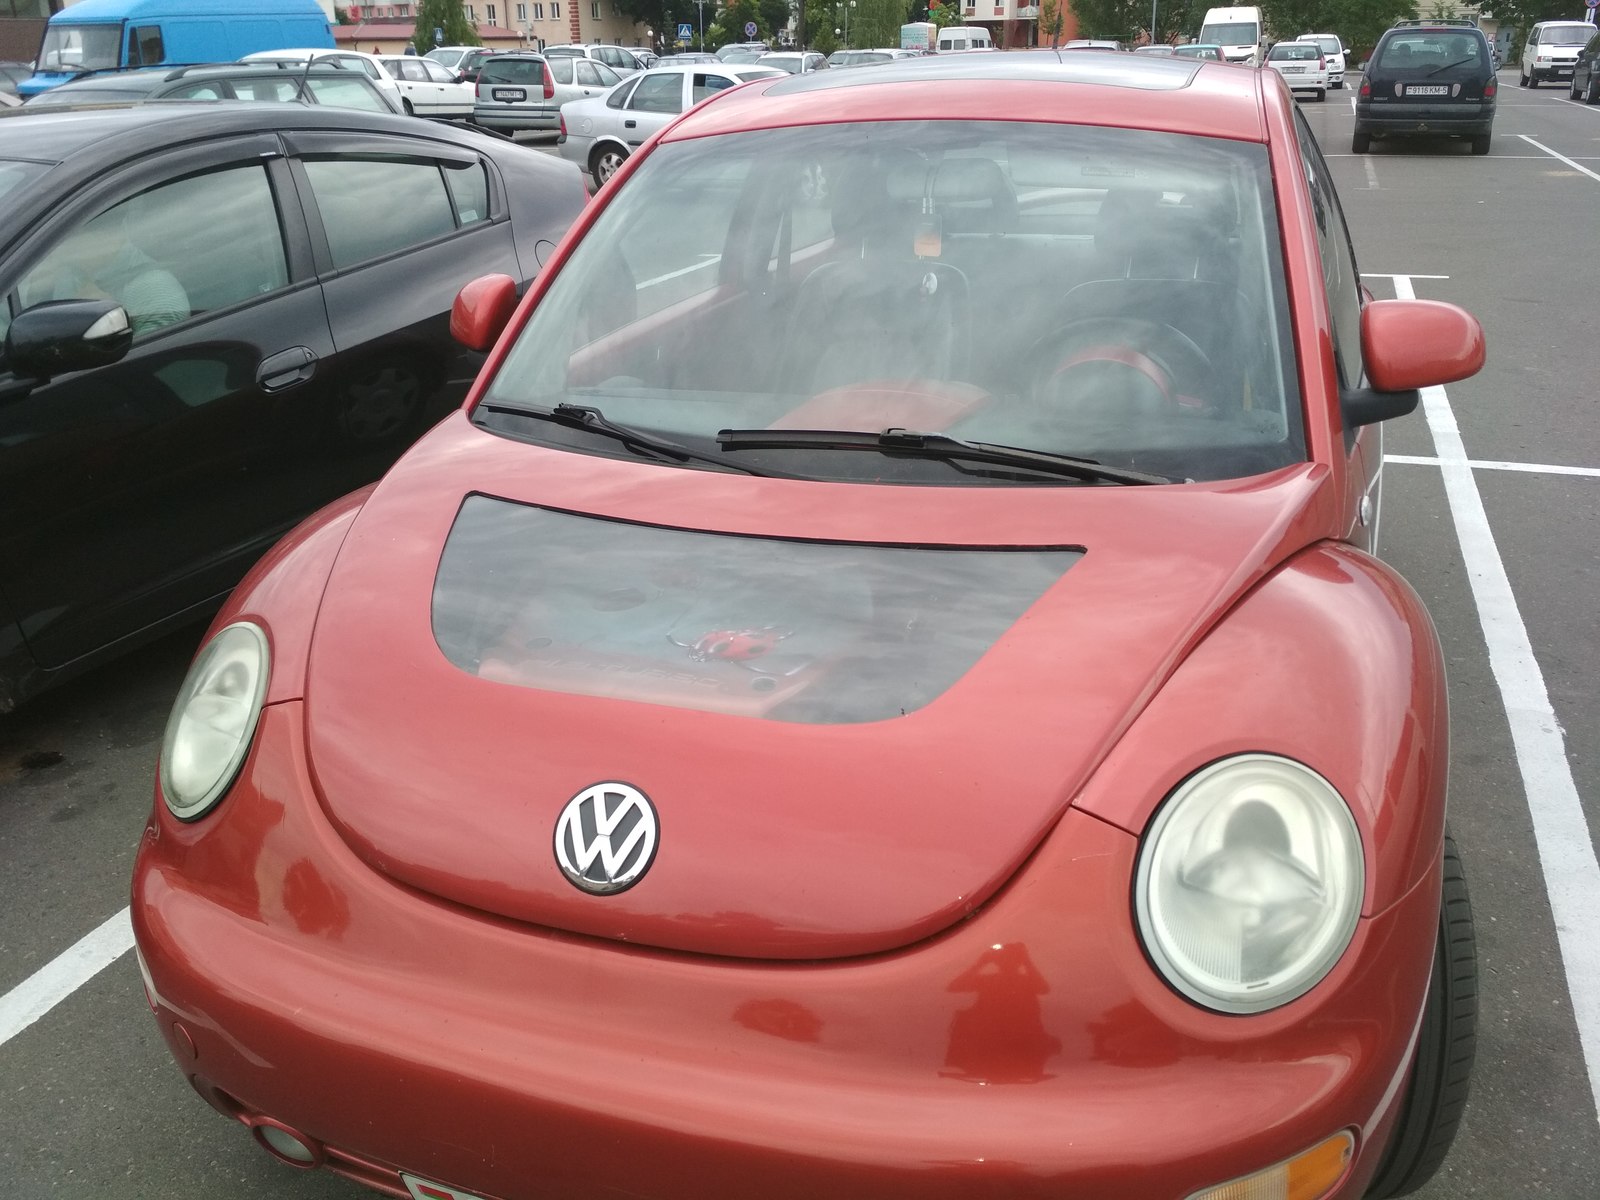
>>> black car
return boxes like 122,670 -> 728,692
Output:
1353,21 -> 1497,155
20,61 -> 398,114
0,103 -> 586,711
1570,32 -> 1600,104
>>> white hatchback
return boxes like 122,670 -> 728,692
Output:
1296,33 -> 1346,88
1263,40 -> 1329,101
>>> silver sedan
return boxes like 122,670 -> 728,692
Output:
558,63 -> 783,185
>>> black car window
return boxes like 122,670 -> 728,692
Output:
303,157 -> 470,269
163,81 -> 229,100
1292,111 -> 1363,398
1374,33 -> 1484,74
229,78 -> 301,102
12,164 -> 288,340
304,75 -> 392,112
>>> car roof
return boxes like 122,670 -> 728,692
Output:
676,51 -> 1265,143
0,98 -> 469,166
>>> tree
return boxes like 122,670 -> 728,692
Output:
1040,0 -> 1066,45
1069,0 -> 1203,43
411,0 -> 479,52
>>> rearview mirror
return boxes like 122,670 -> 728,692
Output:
450,273 -> 520,352
1342,298 -> 1485,428
4,299 -> 133,382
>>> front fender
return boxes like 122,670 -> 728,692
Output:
194,486 -> 373,708
1072,542 -> 1448,916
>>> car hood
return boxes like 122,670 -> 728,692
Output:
303,414 -> 1335,959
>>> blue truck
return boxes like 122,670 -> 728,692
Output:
18,0 -> 334,97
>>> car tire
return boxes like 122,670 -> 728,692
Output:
1519,66 -> 1529,86
1470,134 -> 1491,156
402,98 -> 414,115
1528,71 -> 1539,88
1571,76 -> 1581,99
1364,834 -> 1477,1199
590,144 -> 628,186
1352,128 -> 1371,154
1587,75 -> 1599,104
1315,88 -> 1326,101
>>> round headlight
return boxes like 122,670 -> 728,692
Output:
1134,754 -> 1364,1014
159,622 -> 270,821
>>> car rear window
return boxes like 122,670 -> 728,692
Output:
1373,33 -> 1485,74
1269,44 -> 1319,61
480,119 -> 1303,485
482,58 -> 544,84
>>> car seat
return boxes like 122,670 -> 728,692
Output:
779,150 -> 969,395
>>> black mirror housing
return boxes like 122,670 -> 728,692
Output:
4,300 -> 133,381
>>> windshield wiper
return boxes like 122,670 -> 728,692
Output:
715,427 -> 1179,485
478,402 -> 789,477
1426,57 -> 1476,76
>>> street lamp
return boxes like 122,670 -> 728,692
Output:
698,0 -> 706,51
835,0 -> 856,48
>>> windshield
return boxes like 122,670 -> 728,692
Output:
37,23 -> 122,72
1304,37 -> 1340,55
1173,45 -> 1221,59
1268,44 -> 1319,61
1541,25 -> 1592,47
477,120 -> 1302,485
1199,22 -> 1258,45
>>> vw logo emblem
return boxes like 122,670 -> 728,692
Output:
554,782 -> 659,895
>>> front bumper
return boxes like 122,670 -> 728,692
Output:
133,702 -> 1439,1200
1530,59 -> 1577,81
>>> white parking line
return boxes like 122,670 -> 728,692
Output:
1387,454 -> 1600,478
1519,134 -> 1600,183
1392,272 -> 1600,1126
0,907 -> 133,1049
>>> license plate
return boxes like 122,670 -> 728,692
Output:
1282,65 -> 1306,73
401,1175 -> 491,1200
1406,84 -> 1449,95
492,87 -> 526,102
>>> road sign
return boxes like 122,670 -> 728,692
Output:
745,21 -> 758,37
433,26 -> 444,45
678,22 -> 694,39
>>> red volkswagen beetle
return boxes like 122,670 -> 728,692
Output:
133,52 -> 1486,1200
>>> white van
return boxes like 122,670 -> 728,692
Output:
937,27 -> 993,53
1198,6 -> 1267,66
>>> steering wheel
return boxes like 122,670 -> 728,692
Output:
1027,316 -> 1216,413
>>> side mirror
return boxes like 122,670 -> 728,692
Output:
4,300 -> 132,382
450,273 -> 520,352
1342,298 -> 1485,428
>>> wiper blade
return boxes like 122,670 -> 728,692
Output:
478,402 -> 787,477
715,427 -> 1178,485
1426,57 -> 1476,76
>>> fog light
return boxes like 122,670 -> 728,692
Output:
1185,1130 -> 1354,1200
251,1119 -> 323,1168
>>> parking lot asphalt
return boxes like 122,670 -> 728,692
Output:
3,70 -> 1599,1198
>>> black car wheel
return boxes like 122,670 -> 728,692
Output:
1352,128 -> 1372,154
1571,75 -> 1582,99
1364,834 -> 1477,1199
1315,88 -> 1326,101
1587,74 -> 1599,104
1519,65 -> 1530,86
1470,134 -> 1491,156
